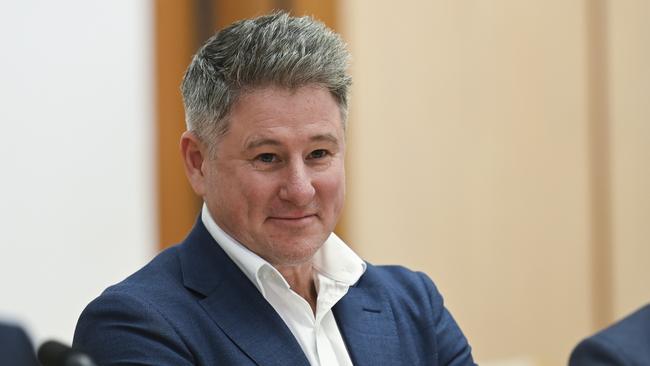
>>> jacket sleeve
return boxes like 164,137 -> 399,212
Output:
73,291 -> 195,366
418,272 -> 476,366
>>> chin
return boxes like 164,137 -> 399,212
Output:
268,237 -> 324,266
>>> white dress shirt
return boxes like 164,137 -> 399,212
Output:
201,204 -> 366,366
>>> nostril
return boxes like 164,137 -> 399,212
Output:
279,178 -> 316,205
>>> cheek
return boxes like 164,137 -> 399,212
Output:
208,170 -> 250,217
237,173 -> 280,217
316,167 -> 346,211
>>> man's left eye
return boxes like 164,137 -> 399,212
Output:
308,149 -> 329,159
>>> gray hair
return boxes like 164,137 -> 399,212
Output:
181,11 -> 352,152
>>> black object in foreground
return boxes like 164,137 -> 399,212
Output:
37,340 -> 97,366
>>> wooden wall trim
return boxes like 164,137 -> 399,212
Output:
290,0 -> 337,30
586,0 -> 614,329
155,0 -> 201,250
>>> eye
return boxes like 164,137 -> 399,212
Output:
255,153 -> 278,163
307,149 -> 329,159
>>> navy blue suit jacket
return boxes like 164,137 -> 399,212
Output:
569,304 -> 650,366
73,220 -> 474,365
0,323 -> 39,366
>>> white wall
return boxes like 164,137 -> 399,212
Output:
0,0 -> 155,346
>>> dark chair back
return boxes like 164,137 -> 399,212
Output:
0,323 -> 39,366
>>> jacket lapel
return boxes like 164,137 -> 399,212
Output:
334,283 -> 402,366
179,221 -> 310,366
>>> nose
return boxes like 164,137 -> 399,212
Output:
278,161 -> 316,206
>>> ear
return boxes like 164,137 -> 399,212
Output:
180,131 -> 208,196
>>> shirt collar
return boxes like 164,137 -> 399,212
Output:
201,204 -> 270,295
312,231 -> 366,286
201,204 -> 366,291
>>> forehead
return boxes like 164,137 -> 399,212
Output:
224,85 -> 344,145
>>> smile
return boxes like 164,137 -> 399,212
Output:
267,214 -> 317,225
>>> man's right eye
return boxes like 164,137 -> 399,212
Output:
255,153 -> 277,163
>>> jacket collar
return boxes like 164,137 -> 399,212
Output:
178,219 -> 401,366
178,219 -> 310,366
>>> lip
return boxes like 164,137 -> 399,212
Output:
269,214 -> 316,220
267,214 -> 317,224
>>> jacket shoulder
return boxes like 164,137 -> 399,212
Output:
359,264 -> 476,366
73,245 -> 197,365
105,245 -> 184,297
569,304 -> 650,366
361,264 -> 442,305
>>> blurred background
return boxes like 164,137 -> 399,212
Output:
1,0 -> 648,365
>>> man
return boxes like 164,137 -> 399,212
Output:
569,304 -> 650,365
73,12 -> 474,365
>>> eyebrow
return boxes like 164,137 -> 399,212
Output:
310,133 -> 339,145
244,138 -> 281,150
244,133 -> 340,150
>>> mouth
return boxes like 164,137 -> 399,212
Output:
267,214 -> 317,224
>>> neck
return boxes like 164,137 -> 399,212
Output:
275,262 -> 317,314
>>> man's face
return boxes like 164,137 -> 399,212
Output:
201,85 -> 345,266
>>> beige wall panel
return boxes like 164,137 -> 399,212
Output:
340,1 -> 591,364
607,0 -> 650,318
